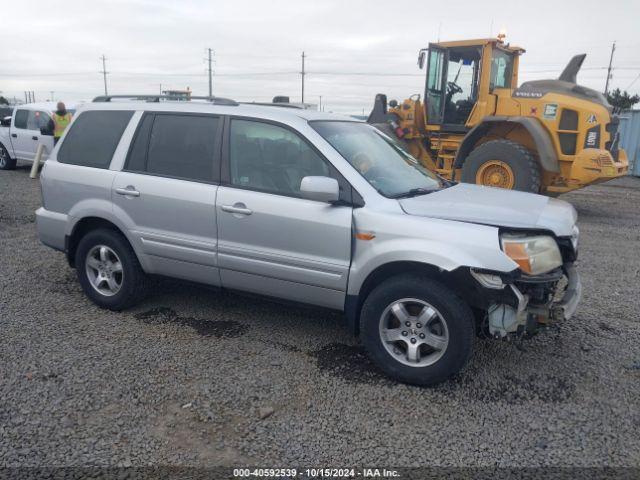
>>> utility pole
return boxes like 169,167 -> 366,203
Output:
207,48 -> 214,98
50,91 -> 54,102
318,95 -> 322,112
100,54 -> 109,96
301,51 -> 306,104
604,41 -> 616,95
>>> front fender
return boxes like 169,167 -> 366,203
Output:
347,208 -> 518,296
455,116 -> 559,173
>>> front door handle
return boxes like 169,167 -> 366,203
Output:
32,136 -> 38,141
115,186 -> 140,197
11,133 -> 17,138
221,204 -> 252,216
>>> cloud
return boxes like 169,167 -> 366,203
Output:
0,0 -> 638,112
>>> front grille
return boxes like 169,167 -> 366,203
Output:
605,115 -> 620,161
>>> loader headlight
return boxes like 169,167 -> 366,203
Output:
500,234 -> 562,275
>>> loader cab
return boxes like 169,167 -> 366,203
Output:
419,39 -> 521,132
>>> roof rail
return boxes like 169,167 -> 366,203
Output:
92,95 -> 239,106
240,101 -> 304,109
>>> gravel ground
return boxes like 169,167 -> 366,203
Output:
1,163 -> 639,468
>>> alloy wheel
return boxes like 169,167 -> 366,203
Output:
85,245 -> 124,297
378,298 -> 449,367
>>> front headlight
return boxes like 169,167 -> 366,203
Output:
500,234 -> 562,275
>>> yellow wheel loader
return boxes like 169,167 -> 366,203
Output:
367,37 -> 629,194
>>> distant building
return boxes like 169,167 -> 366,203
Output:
161,87 -> 192,101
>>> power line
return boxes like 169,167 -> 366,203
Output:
627,73 -> 640,90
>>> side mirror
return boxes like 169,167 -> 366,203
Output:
1,117 -> 11,127
300,176 -> 339,203
40,125 -> 54,136
417,49 -> 427,69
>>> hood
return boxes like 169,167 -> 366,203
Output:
398,183 -> 577,237
513,79 -> 611,110
512,54 -> 610,109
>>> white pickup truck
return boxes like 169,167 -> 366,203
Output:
0,102 -> 76,170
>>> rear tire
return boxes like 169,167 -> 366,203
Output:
75,228 -> 147,310
0,143 -> 16,170
461,139 -> 541,193
359,274 -> 474,386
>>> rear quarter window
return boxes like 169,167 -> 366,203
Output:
58,110 -> 133,168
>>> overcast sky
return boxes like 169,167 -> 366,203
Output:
1,0 -> 639,113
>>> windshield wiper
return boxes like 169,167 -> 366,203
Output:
388,188 -> 436,199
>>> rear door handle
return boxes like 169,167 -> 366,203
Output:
11,133 -> 17,138
221,204 -> 252,215
115,187 -> 140,197
32,136 -> 38,141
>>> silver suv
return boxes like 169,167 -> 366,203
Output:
36,96 -> 581,385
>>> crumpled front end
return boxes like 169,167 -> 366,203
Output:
471,230 -> 581,338
482,263 -> 581,338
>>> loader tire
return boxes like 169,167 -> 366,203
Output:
460,139 -> 541,193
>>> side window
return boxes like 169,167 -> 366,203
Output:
58,110 -> 133,168
490,49 -> 514,90
125,114 -> 154,173
229,119 -> 330,196
14,110 -> 28,129
143,114 -> 219,183
425,49 -> 445,124
27,111 -> 52,130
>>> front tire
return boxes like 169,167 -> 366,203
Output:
75,228 -> 147,310
360,274 -> 474,386
0,143 -> 16,170
460,139 -> 541,193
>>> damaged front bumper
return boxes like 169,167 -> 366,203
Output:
484,263 -> 581,338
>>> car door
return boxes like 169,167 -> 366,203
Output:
10,109 -> 34,160
12,109 -> 54,161
112,112 -> 223,286
216,117 -> 353,310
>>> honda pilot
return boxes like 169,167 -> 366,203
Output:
35,95 -> 581,385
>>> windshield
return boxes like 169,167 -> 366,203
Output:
311,121 -> 441,197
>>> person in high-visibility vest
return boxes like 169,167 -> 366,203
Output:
51,102 -> 72,145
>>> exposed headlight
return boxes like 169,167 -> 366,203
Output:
500,234 -> 562,275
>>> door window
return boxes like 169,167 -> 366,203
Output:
27,111 -> 52,130
443,47 -> 481,125
14,110 -> 28,129
425,49 -> 445,124
228,119 -> 329,196
145,114 -> 219,183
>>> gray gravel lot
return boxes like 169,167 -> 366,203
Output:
1,163 -> 639,468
